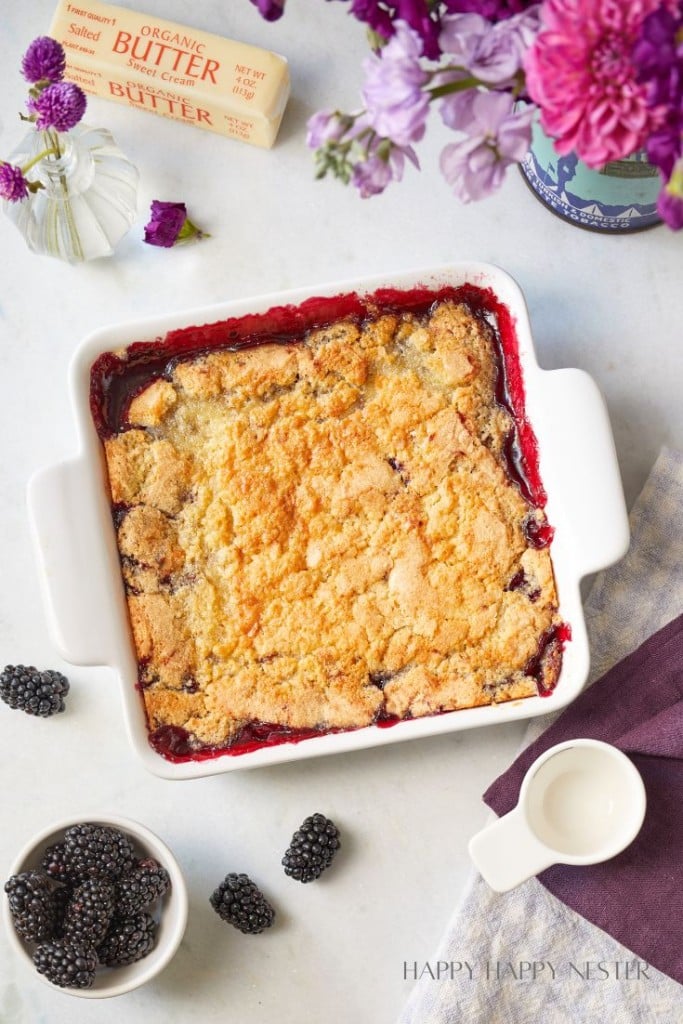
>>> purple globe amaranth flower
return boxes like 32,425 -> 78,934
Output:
28,81 -> 87,132
21,36 -> 66,84
440,7 -> 541,85
362,21 -> 430,147
439,90 -> 533,201
144,200 -> 206,247
0,163 -> 30,203
249,0 -> 286,20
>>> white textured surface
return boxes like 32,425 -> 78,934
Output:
0,1 -> 681,1021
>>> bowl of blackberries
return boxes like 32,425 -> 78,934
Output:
3,816 -> 188,997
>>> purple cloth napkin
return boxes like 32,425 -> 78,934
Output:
484,611 -> 683,985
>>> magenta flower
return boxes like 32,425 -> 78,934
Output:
0,163 -> 30,203
28,81 -> 87,132
21,36 -> 66,84
144,201 -> 206,247
362,22 -> 430,146
249,0 -> 286,19
525,0 -> 665,168
440,90 -> 533,200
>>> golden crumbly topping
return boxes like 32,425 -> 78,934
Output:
103,302 -> 561,750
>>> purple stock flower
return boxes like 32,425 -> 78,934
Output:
306,110 -> 351,149
362,22 -> 430,146
144,201 -> 206,247
439,90 -> 533,200
351,142 -> 419,197
21,36 -> 66,84
0,163 -> 30,203
249,0 -> 286,20
28,81 -> 86,132
440,7 -> 541,85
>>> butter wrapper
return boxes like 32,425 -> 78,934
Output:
50,0 -> 290,147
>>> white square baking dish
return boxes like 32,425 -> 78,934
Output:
27,263 -> 629,779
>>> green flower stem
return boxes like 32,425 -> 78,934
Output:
427,76 -> 481,100
19,147 -> 60,175
176,217 -> 209,243
45,128 -> 84,262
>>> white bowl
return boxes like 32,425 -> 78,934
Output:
26,262 -> 629,778
3,815 -> 188,998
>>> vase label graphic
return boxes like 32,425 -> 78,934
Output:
521,122 -> 661,232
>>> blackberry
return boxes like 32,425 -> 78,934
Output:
0,665 -> 69,717
282,813 -> 341,883
63,878 -> 116,946
97,912 -> 157,967
62,823 -> 136,882
115,859 -> 170,917
4,871 -> 57,942
210,874 -> 275,934
33,940 -> 98,989
42,842 -> 71,884
52,885 -> 72,939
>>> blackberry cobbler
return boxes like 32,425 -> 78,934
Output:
91,287 -> 564,761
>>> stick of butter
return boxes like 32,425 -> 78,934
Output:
50,0 -> 290,147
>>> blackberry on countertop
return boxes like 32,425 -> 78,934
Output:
97,912 -> 157,967
0,665 -> 69,717
282,813 -> 341,883
62,823 -> 136,882
210,874 -> 275,934
63,878 -> 116,946
4,871 -> 57,942
115,859 -> 170,917
33,940 -> 98,989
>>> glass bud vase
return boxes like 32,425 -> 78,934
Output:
3,123 -> 139,262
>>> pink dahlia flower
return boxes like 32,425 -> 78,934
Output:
524,0 -> 665,168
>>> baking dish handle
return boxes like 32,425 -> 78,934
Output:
27,458 -> 120,666
539,368 -> 630,579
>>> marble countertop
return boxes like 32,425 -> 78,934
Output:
1,1 -> 682,1021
